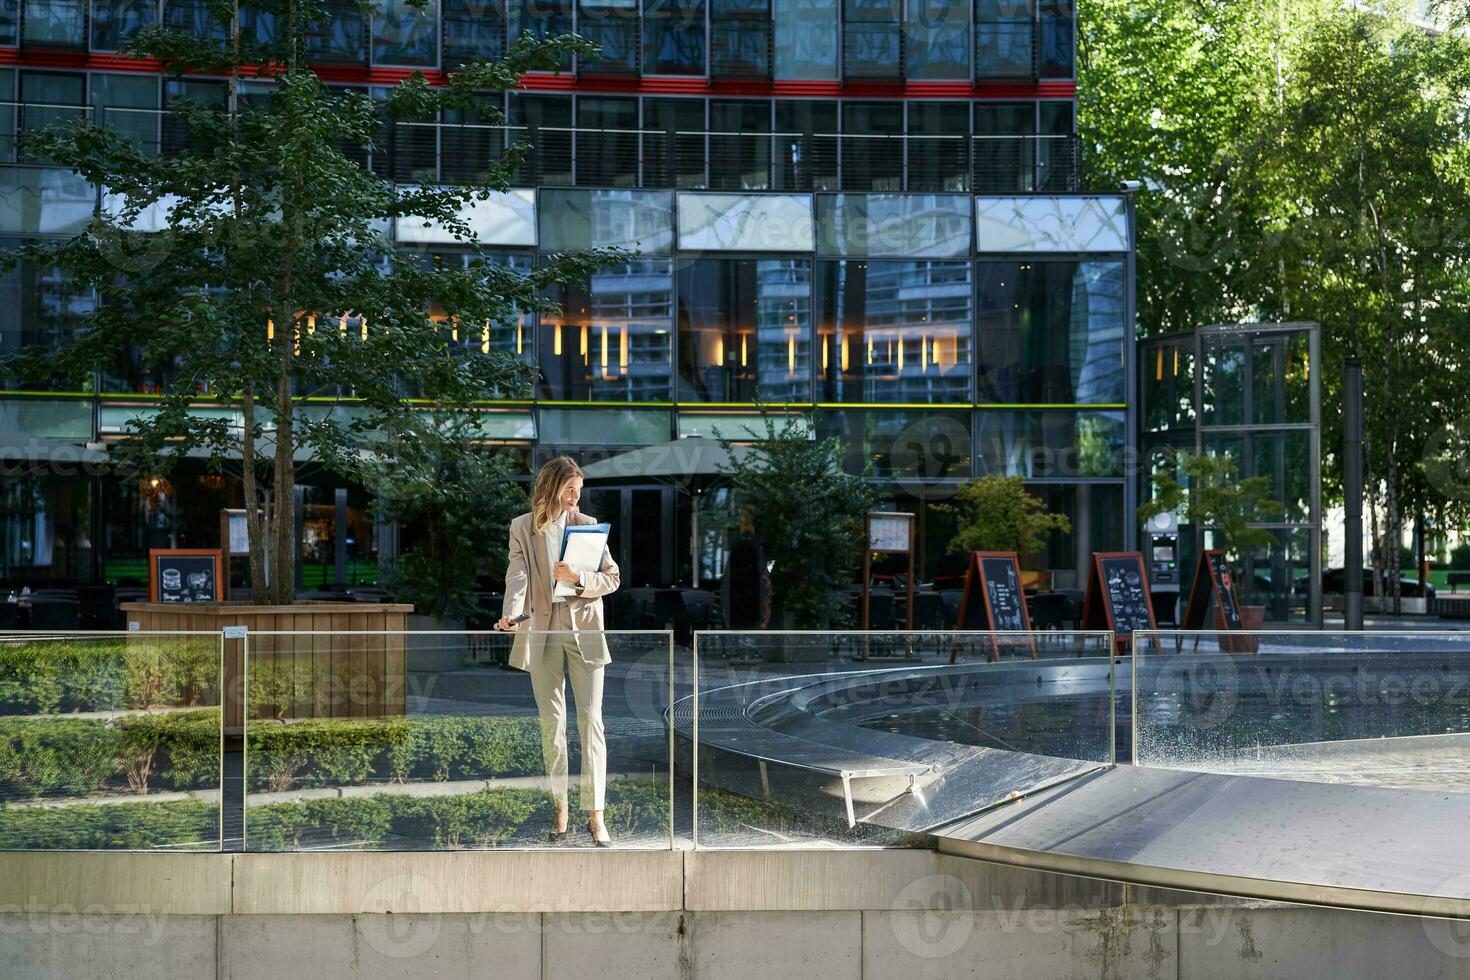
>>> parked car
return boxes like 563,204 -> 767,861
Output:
1295,568 -> 1436,599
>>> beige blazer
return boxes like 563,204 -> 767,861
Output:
501,509 -> 621,671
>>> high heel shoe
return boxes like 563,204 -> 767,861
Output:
586,817 -> 611,848
548,809 -> 570,843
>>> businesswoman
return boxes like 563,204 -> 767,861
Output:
496,456 -> 621,846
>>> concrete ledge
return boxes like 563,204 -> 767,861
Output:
231,850 -> 685,914
0,853 -> 230,915
684,850 -> 1122,911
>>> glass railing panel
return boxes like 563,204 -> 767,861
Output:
0,631 -> 223,850
243,629 -> 673,850
1133,631 -> 1470,793
688,630 -> 1114,848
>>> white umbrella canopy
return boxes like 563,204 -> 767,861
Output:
579,436 -> 757,484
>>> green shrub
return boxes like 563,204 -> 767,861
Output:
1451,543 -> 1470,570
0,798 -> 218,849
0,717 -> 123,799
115,710 -> 221,793
0,637 -> 218,714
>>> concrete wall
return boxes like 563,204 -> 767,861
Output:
2,852 -> 1468,979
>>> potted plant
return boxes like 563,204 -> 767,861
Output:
942,475 -> 1072,577
1140,452 -> 1283,650
0,4 -> 609,725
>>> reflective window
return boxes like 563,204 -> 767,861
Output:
907,101 -> 969,192
676,258 -> 812,403
842,0 -> 901,79
442,0 -> 505,65
709,100 -> 770,190
18,71 -> 84,164
975,260 -> 1126,405
907,0 -> 968,79
973,100 -> 1037,193
841,101 -> 901,192
540,258 -> 675,402
1038,0 -> 1073,78
511,0 -> 572,68
643,0 -> 705,74
775,100 -> 837,191
91,72 -> 157,154
710,0 -> 770,79
508,93 -> 572,186
976,410 -> 1125,478
163,0 -> 224,40
0,235 -> 96,391
373,0 -> 439,66
575,96 -> 639,187
0,0 -> 15,43
816,408 -> 972,479
539,188 -> 674,252
816,260 -> 971,404
975,0 -> 1032,78
22,0 -> 86,46
643,97 -> 705,189
577,0 -> 639,75
162,78 -> 225,156
91,0 -> 154,51
307,0 -> 368,64
773,0 -> 837,80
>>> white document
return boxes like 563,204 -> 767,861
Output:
554,523 -> 611,597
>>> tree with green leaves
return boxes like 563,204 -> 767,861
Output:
0,2 -> 615,604
715,410 -> 879,628
1140,452 -> 1283,578
366,415 -> 528,622
943,475 -> 1071,561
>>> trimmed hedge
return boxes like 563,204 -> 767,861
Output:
0,637 -> 218,714
0,798 -> 218,850
0,710 -> 220,800
246,715 -> 543,793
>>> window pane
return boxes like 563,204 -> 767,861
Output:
816,408 -> 972,479
577,0 -> 640,75
575,96 -> 639,187
539,188 -> 674,252
307,0 -> 367,64
775,100 -> 837,191
841,101 -> 901,192
906,101 -> 969,192
374,0 -> 439,66
643,97 -> 705,189
162,78 -> 224,155
975,0 -> 1032,78
975,260 -> 1125,404
0,235 -> 95,391
709,100 -> 770,190
510,0 -> 572,69
540,258 -> 674,402
18,71 -> 84,164
163,0 -> 224,40
23,0 -> 86,46
676,258 -> 812,403
509,93 -> 572,185
976,410 -> 1125,478
1038,0 -> 1072,78
91,0 -> 154,50
442,0 -> 505,65
774,0 -> 836,80
91,72 -> 157,154
0,0 -> 15,43
710,0 -> 770,79
643,0 -> 705,74
906,0 -> 968,79
815,260 -> 970,404
842,0 -> 901,79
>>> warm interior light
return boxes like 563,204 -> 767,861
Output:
267,319 -> 274,342
580,324 -> 588,359
553,324 -> 562,357
1173,347 -> 1180,377
840,333 -> 850,373
867,337 -> 873,366
450,316 -> 459,344
619,326 -> 628,369
306,314 -> 315,335
714,333 -> 724,366
921,334 -> 929,371
481,322 -> 490,354
360,316 -> 367,342
600,325 -> 608,370
515,318 -> 523,355
821,334 -> 829,372
896,337 -> 904,373
740,333 -> 748,369
1156,348 -> 1164,382
787,334 -> 795,375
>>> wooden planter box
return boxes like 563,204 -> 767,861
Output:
120,601 -> 413,734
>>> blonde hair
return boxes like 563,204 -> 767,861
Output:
531,456 -> 583,534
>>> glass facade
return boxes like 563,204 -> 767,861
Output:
0,3 -> 1129,591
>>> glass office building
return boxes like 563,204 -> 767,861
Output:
0,0 -> 1136,591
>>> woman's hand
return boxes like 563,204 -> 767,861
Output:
553,561 -> 580,585
495,615 -> 521,631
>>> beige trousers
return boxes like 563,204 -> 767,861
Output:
528,602 -> 607,812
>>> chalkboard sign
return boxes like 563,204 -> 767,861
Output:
1082,552 -> 1157,652
1181,549 -> 1244,632
149,549 -> 222,604
949,552 -> 1036,662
